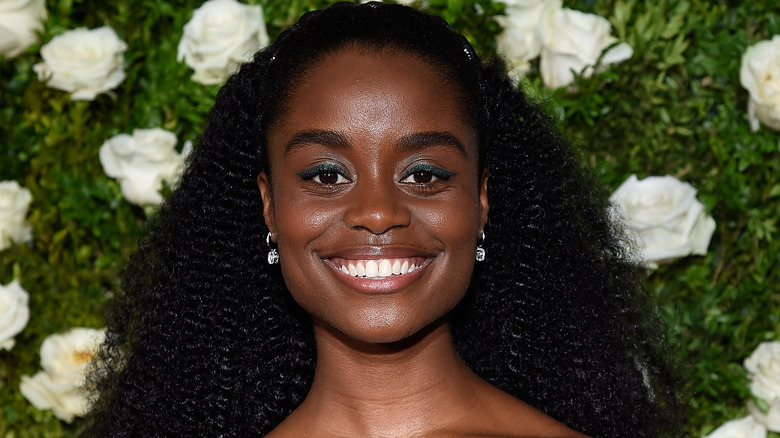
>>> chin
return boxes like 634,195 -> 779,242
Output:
323,308 -> 450,348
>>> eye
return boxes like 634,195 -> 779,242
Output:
298,164 -> 351,185
404,171 -> 434,184
312,170 -> 348,184
400,164 -> 455,185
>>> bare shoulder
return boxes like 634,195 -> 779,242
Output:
263,410 -> 310,438
452,378 -> 591,438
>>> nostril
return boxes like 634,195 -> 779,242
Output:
343,189 -> 412,234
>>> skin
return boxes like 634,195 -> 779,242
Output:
257,47 -> 588,438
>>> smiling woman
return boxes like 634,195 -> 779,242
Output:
83,2 -> 684,437
258,49 -> 486,348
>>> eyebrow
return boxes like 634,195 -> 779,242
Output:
397,132 -> 467,157
283,129 -> 468,156
284,130 -> 351,154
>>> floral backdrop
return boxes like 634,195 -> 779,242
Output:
0,0 -> 778,436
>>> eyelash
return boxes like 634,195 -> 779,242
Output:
400,164 -> 455,186
297,164 -> 351,185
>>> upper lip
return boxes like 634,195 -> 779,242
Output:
319,245 -> 437,260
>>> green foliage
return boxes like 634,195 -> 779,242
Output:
423,0 -> 504,55
550,0 -> 780,435
1,0 -> 778,436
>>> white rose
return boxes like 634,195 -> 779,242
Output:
745,342 -> 780,402
19,372 -> 89,423
19,327 -> 105,423
740,36 -> 780,132
0,279 -> 29,350
0,0 -> 46,59
610,175 -> 716,269
748,398 -> 780,433
495,0 -> 562,79
704,416 -> 767,438
33,26 -> 127,101
538,8 -> 633,89
99,128 -> 189,207
39,327 -> 105,385
177,0 -> 269,85
0,180 -> 33,251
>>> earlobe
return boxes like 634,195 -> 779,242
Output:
257,172 -> 277,237
478,169 -> 489,232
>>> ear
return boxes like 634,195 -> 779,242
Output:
478,168 -> 489,234
257,172 -> 277,239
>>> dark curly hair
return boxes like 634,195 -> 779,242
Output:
84,2 -> 684,436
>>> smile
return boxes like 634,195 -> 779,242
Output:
327,257 -> 430,280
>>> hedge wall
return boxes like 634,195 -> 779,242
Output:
1,0 -> 778,436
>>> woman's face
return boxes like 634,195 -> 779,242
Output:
258,48 -> 488,344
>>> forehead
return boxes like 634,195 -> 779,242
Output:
269,48 -> 477,151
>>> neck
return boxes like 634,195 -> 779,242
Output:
300,318 -> 479,436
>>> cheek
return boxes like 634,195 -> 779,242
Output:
412,197 -> 481,289
269,190 -> 346,313
274,194 -> 340,251
414,197 -> 480,249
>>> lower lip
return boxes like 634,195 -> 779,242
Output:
324,260 -> 431,294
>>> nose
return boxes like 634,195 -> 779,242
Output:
343,179 -> 412,234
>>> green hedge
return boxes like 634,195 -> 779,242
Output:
1,0 -> 778,436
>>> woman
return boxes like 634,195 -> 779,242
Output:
85,2 -> 684,437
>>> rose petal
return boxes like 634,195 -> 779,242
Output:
0,280 -> 30,350
35,26 -> 127,100
0,180 -> 33,251
745,342 -> 780,401
704,416 -> 767,438
740,36 -> 780,132
538,8 -> 631,89
177,0 -> 269,85
20,372 -> 88,423
99,129 -> 187,206
0,0 -> 46,59
496,0 -> 561,65
748,399 -> 780,432
610,174 -> 715,267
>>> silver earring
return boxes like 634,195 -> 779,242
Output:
266,232 -> 279,265
476,231 -> 486,262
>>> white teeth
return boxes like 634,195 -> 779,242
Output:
335,258 -> 424,279
366,260 -> 379,277
379,260 -> 392,276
